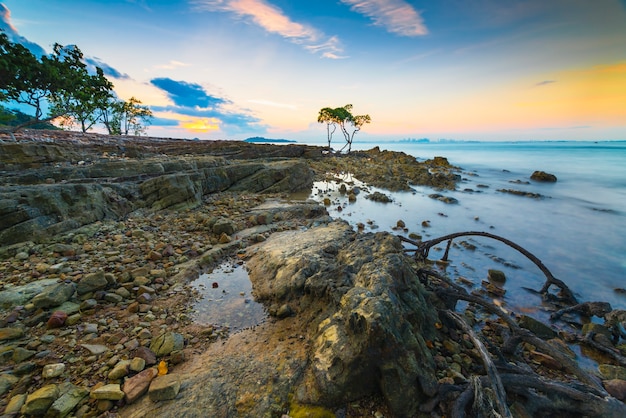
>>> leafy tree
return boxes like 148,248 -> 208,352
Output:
117,97 -> 153,136
0,105 -> 60,130
52,66 -> 114,133
317,107 -> 337,152
317,104 -> 371,153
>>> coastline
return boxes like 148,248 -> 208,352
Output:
1,130 -> 625,417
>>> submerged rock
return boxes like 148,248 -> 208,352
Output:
531,170 -> 557,182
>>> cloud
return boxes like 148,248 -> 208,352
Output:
84,57 -> 130,79
535,80 -> 556,86
340,0 -> 428,36
191,0 -> 345,58
150,77 -> 265,133
154,60 -> 191,70
0,3 -> 47,56
248,99 -> 297,110
150,77 -> 227,108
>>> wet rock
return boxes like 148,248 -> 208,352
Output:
428,193 -> 459,204
531,170 -> 557,182
604,379 -> 626,401
599,365 -> 626,380
23,384 -> 59,415
77,270 -> 108,295
518,315 -> 557,339
31,282 -> 76,309
487,269 -> 506,286
148,374 -> 181,401
150,332 -> 184,357
90,383 -> 125,400
123,367 -> 158,404
276,304 -> 294,319
365,191 -> 392,203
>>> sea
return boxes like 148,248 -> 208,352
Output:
302,140 -> 626,320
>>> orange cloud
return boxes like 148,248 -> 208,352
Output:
181,118 -> 221,132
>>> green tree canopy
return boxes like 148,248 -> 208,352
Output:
1,31 -> 153,138
317,104 -> 371,153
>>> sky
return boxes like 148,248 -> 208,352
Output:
1,0 -> 625,142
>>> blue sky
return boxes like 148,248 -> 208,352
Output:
2,0 -> 625,142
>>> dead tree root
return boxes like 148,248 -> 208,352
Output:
404,231 -> 626,417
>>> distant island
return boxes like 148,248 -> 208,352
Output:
244,136 -> 297,143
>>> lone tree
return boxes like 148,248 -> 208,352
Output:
317,104 -> 370,153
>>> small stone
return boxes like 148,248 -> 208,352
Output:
47,383 -> 89,417
115,287 -> 131,299
82,323 -> 99,334
599,364 -> 626,381
0,373 -> 19,396
604,379 -> 626,401
4,393 -> 27,414
12,347 -> 36,362
130,357 -> 146,372
47,310 -> 68,329
123,367 -> 158,404
108,360 -> 131,380
148,374 -> 181,401
150,332 -> 184,357
23,384 -> 60,415
80,344 -> 108,355
530,170 -> 557,182
43,363 -> 66,378
104,292 -> 124,304
276,304 -> 294,319
134,346 -> 157,365
90,383 -> 125,400
518,315 -> 557,340
487,269 -> 506,286
79,299 -> 98,311
0,328 -> 24,341
77,271 -> 108,295
31,282 -> 76,309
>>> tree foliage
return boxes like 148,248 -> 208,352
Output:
317,104 -> 371,153
0,31 -> 153,136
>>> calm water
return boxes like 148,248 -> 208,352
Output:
307,141 -> 626,315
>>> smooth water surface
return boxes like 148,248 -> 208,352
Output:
308,141 -> 626,316
191,260 -> 266,330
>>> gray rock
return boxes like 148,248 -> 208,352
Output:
246,221 -> 438,417
212,218 -> 235,236
47,383 -> 89,418
42,363 -> 66,379
23,384 -> 60,415
0,373 -> 19,396
150,332 -> 184,357
531,170 -> 557,182
90,383 -> 125,400
77,271 -> 108,295
518,315 -> 557,339
31,282 -> 76,309
0,278 -> 58,309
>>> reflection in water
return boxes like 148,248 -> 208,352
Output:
191,260 -> 266,330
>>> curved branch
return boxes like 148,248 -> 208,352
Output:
399,231 -> 577,304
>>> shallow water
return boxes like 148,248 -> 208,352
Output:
190,260 -> 266,330
307,141 -> 626,315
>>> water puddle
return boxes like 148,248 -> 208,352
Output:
190,260 -> 267,331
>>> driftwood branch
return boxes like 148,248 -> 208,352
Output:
400,231 -> 577,304
443,310 -> 512,418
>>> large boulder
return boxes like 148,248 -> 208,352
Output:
246,221 -> 438,416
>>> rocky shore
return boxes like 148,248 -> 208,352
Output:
1,130 -> 625,417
